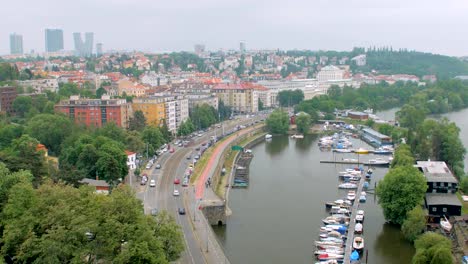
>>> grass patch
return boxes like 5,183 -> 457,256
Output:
456,192 -> 468,214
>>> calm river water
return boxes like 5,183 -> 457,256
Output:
213,107 -> 468,264
214,132 -> 414,263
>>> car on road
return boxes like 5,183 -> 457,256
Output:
182,178 -> 189,187
145,163 -> 152,169
178,208 -> 186,215
149,179 -> 156,187
169,148 -> 175,153
155,164 -> 161,169
195,147 -> 200,151
174,178 -> 180,184
198,133 -> 203,137
173,189 -> 180,196
201,142 -> 207,146
186,155 -> 191,160
194,155 -> 200,160
150,208 -> 158,216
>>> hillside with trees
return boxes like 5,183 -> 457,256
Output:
353,48 -> 468,79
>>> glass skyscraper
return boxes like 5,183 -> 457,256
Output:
10,33 -> 23,54
45,29 -> 64,52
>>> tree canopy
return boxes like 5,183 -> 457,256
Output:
412,232 -> 452,264
0,178 -> 184,263
401,206 -> 426,242
278,89 -> 304,107
295,112 -> 311,134
376,165 -> 427,225
266,109 -> 289,134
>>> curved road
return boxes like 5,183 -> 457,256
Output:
136,115 -> 265,264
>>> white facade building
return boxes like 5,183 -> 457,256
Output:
351,54 -> 367,66
19,79 -> 59,93
258,79 -> 322,105
317,65 -> 344,82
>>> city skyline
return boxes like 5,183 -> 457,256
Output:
2,0 -> 468,56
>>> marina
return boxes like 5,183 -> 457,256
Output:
214,132 -> 415,264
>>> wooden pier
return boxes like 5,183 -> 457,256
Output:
343,171 -> 367,264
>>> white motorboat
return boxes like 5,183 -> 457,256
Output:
315,241 -> 344,247
359,195 -> 367,202
314,260 -> 339,264
265,134 -> 272,140
356,210 -> 365,222
342,158 -> 358,162
347,193 -> 356,201
333,148 -> 352,153
291,134 -> 304,139
367,158 -> 390,165
355,223 -> 363,234
338,183 -> 358,189
353,236 -> 365,252
314,249 -> 345,255
361,191 -> 367,196
440,216 -> 452,232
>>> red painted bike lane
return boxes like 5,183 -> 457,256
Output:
195,128 -> 255,200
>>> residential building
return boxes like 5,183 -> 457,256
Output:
18,79 -> 59,93
10,33 -> 23,55
258,79 -> 322,105
125,150 -> 137,170
117,79 -> 147,97
45,29 -> 64,52
55,95 -> 131,128
132,97 -> 166,126
351,54 -> 367,66
79,178 -> 110,194
0,86 -> 18,115
415,161 -> 462,217
132,96 -> 188,132
212,83 -> 258,113
317,65 -> 344,82
185,93 -> 219,111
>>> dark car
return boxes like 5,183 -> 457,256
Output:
186,155 -> 191,160
195,147 -> 200,151
178,208 -> 186,215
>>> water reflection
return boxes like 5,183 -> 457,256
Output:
294,134 -> 318,153
265,136 -> 289,156
374,223 -> 415,263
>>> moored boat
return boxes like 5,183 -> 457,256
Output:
314,248 -> 345,255
354,148 -> 369,154
353,237 -> 365,252
317,253 -> 344,261
440,216 -> 452,232
265,134 -> 272,140
338,183 -> 358,189
355,223 -> 363,234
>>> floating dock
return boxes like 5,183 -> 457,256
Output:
320,160 -> 390,167
343,171 -> 367,264
232,152 -> 253,188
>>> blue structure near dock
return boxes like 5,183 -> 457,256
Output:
360,127 -> 392,147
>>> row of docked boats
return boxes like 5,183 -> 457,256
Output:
332,145 -> 394,155
319,133 -> 354,149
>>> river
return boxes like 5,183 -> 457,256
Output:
214,133 -> 414,264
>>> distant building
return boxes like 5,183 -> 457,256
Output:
194,44 -> 205,55
45,29 -> 64,52
10,33 -> 23,55
351,54 -> 367,66
73,32 -> 94,57
185,93 -> 219,111
212,83 -> 258,113
346,111 -> 368,120
96,43 -> 103,56
317,65 -> 344,82
240,41 -> 246,53
55,95 -> 132,128
18,79 -> 59,93
0,86 -> 18,115
415,161 -> 462,218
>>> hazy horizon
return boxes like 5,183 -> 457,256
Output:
2,0 -> 468,57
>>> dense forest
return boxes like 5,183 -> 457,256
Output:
354,48 -> 468,79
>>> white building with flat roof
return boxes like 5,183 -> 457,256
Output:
317,65 -> 344,82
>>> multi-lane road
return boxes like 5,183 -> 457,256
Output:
135,115 -> 265,264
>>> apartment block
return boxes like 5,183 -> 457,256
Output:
0,86 -> 18,115
212,83 -> 260,113
55,95 -> 131,128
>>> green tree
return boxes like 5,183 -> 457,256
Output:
126,130 -> 145,153
402,206 -> 426,242
412,232 -> 452,264
391,144 -> 415,168
160,121 -> 173,142
25,114 -> 73,155
397,104 -> 426,130
295,112 -> 311,134
153,211 -> 185,261
218,100 -> 232,121
376,165 -> 427,225
142,126 -> 166,156
278,90 -> 304,107
266,109 -> 289,134
258,100 -> 264,111
0,162 -> 33,211
12,96 -> 32,118
96,87 -> 107,98
460,176 -> 468,193
0,182 -> 183,263
129,110 -> 147,131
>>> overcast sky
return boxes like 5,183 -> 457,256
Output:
2,0 -> 468,56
